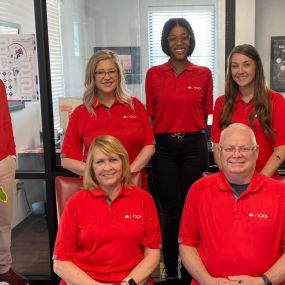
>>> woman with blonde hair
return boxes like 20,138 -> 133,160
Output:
61,50 -> 154,189
54,135 -> 161,285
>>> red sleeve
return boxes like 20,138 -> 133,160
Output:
145,68 -> 156,118
204,69 -> 214,115
0,80 -> 16,155
53,194 -> 80,260
270,91 -> 285,148
142,191 -> 161,249
211,96 -> 224,143
179,183 -> 200,247
133,97 -> 154,146
61,106 -> 84,161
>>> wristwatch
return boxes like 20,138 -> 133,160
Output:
261,274 -> 272,285
122,278 -> 137,285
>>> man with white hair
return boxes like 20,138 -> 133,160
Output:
179,123 -> 285,285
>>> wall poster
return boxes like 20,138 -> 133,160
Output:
270,36 -> 285,92
0,34 -> 38,101
94,46 -> 141,84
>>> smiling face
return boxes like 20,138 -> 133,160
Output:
167,25 -> 190,62
92,147 -> 122,192
220,127 -> 259,184
230,53 -> 256,89
95,59 -> 119,98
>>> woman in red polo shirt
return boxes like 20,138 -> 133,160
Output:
145,18 -> 213,285
61,50 -> 155,189
212,44 -> 285,177
54,135 -> 161,285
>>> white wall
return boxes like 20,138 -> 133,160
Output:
255,0 -> 285,94
0,0 -> 35,33
235,0 -> 255,46
86,0 -> 143,100
60,0 -> 87,98
0,0 -> 42,152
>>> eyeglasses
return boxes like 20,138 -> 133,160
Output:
220,146 -> 258,153
167,35 -> 190,44
95,69 -> 118,79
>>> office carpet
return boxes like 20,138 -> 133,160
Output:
11,214 -> 50,279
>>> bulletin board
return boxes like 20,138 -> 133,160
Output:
0,34 -> 38,101
270,36 -> 285,92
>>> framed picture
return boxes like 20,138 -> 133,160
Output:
270,36 -> 285,92
94,46 -> 141,84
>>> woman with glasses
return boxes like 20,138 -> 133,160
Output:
54,135 -> 161,285
145,18 -> 213,285
61,50 -> 155,189
212,44 -> 285,177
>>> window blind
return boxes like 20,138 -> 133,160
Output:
47,0 -> 65,131
148,6 -> 215,81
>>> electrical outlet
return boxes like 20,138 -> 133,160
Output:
16,182 -> 24,192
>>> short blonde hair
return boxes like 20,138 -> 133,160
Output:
83,135 -> 132,189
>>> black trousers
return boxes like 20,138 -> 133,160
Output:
151,132 -> 209,280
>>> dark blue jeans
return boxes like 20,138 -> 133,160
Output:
151,132 -> 209,280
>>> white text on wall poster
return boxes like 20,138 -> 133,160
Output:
0,34 -> 38,101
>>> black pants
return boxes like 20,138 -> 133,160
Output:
151,132 -> 209,280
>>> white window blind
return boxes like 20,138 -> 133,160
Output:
148,6 -> 215,82
47,0 -> 65,131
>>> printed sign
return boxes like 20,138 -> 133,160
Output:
0,34 -> 38,101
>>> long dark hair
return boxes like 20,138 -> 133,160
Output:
220,44 -> 274,138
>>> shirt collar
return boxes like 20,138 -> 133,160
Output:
92,97 -> 122,110
90,185 -> 132,198
161,60 -> 195,72
236,91 -> 254,105
217,171 -> 263,195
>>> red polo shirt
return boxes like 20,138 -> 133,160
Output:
145,61 -> 213,133
0,80 -> 16,160
53,185 -> 161,284
212,90 -> 285,174
61,97 -> 154,162
179,172 -> 285,285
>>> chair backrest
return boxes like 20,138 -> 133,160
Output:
55,176 -> 83,222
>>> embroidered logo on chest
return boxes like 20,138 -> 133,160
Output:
248,212 -> 269,219
187,86 -> 202,91
122,115 -> 137,119
124,214 -> 142,219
